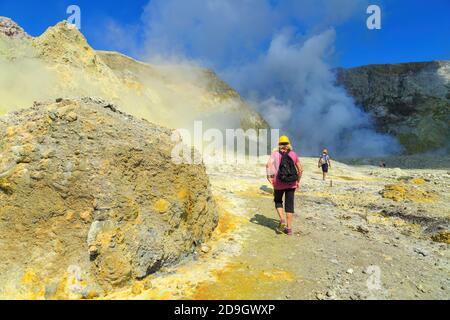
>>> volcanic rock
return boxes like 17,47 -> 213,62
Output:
0,97 -> 218,296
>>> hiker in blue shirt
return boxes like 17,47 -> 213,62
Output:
318,149 -> 331,181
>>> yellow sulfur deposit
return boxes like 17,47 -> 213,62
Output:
191,263 -> 294,300
411,178 -> 426,185
154,199 -> 170,213
431,231 -> 450,244
381,183 -> 437,203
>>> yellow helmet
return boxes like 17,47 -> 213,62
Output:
278,135 -> 290,144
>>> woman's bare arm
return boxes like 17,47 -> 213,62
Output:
266,157 -> 274,185
296,161 -> 303,181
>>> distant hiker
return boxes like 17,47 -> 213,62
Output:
318,149 -> 331,181
379,161 -> 386,168
266,136 -> 303,236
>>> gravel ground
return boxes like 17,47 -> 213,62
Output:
186,155 -> 450,300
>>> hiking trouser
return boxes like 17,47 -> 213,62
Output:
274,188 -> 296,213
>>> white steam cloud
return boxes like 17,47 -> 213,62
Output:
224,29 -> 401,156
106,0 -> 401,156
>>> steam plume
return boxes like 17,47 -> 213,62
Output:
134,0 -> 401,156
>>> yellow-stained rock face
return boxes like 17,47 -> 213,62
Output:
0,98 -> 218,298
0,20 -> 268,132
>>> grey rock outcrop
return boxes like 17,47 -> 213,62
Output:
337,61 -> 450,154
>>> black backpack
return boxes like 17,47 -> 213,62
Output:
278,151 -> 298,183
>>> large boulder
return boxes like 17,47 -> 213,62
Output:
0,97 -> 217,298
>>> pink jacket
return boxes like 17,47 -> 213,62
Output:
267,150 -> 300,190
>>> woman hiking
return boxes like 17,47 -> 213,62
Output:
318,148 -> 331,181
266,136 -> 303,235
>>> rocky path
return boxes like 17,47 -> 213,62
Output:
105,156 -> 449,300
183,157 -> 448,300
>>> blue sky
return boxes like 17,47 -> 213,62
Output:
1,0 -> 449,68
